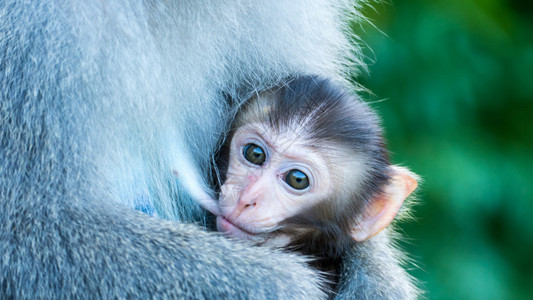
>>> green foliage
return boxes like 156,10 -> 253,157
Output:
352,0 -> 533,298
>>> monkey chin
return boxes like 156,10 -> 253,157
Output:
216,216 -> 266,242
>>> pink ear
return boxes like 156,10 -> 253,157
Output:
350,166 -> 418,242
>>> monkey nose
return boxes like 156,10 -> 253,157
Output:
238,181 -> 263,209
224,196 -> 256,221
237,197 -> 257,211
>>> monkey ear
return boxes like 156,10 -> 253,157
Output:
350,166 -> 418,242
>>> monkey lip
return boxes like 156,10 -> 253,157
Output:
216,216 -> 261,240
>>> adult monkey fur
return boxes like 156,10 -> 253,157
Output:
0,1 -> 420,299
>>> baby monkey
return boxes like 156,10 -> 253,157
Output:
212,76 -> 417,275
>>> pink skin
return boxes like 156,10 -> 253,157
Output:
215,123 -> 333,243
216,170 -> 280,241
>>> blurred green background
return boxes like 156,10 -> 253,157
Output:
352,0 -> 533,299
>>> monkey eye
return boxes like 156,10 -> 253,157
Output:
243,143 -> 266,165
285,169 -> 310,190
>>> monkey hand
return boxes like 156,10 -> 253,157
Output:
195,194 -> 221,216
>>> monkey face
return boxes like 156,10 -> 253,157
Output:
216,123 -> 334,244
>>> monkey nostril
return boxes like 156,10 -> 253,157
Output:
243,202 -> 257,209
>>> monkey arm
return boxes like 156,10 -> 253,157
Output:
2,195 -> 326,299
335,230 -> 421,300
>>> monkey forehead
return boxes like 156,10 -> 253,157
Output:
235,122 -> 323,155
236,121 -> 355,153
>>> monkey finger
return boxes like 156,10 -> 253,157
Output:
196,196 -> 221,216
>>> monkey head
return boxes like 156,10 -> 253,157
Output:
216,76 -> 418,257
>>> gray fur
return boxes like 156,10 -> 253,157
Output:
0,0 -> 419,298
335,230 -> 421,299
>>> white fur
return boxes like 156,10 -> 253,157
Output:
71,0 -> 363,221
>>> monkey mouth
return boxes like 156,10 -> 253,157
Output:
216,216 -> 264,240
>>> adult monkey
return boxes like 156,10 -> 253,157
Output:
0,0 -> 419,299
